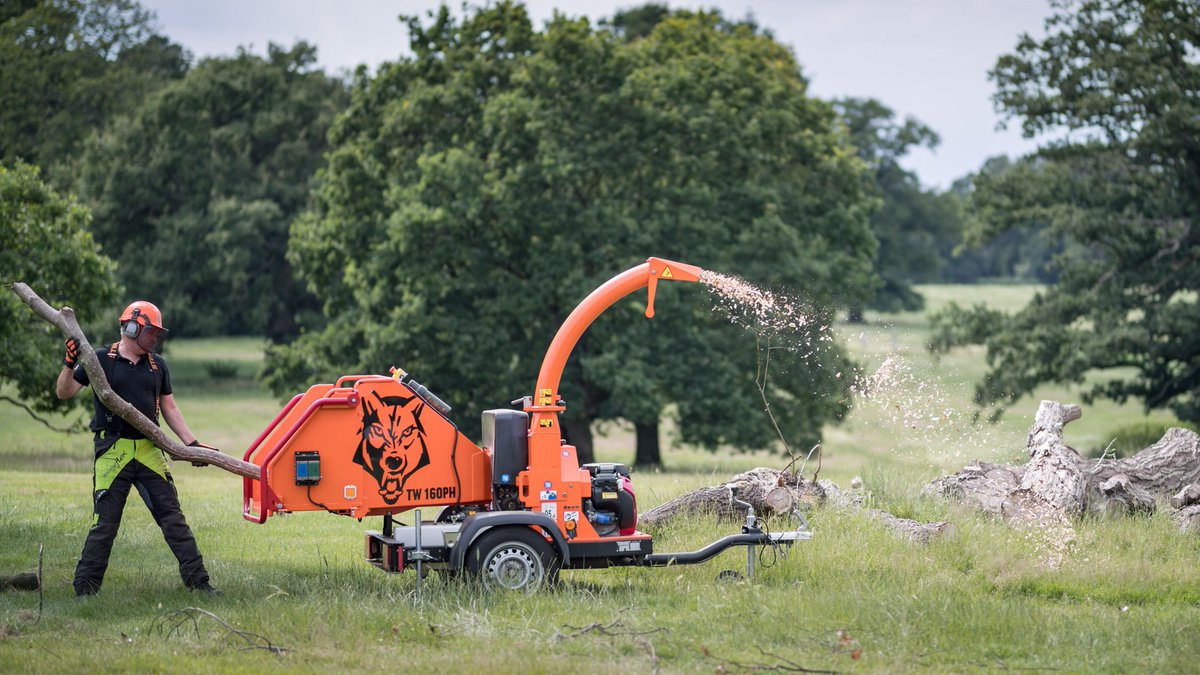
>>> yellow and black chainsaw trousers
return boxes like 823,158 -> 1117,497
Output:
74,438 -> 209,595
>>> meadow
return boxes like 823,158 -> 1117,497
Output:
2,284 -> 1198,673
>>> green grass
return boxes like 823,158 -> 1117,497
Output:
3,285 -> 1198,673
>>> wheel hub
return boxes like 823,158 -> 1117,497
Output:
485,544 -> 542,591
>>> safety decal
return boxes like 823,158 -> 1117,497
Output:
539,418 -> 554,428
616,540 -> 642,552
539,490 -> 557,501
660,266 -> 673,278
564,510 -> 580,522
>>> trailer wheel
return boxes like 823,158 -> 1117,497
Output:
465,527 -> 560,593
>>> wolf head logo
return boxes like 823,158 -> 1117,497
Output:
353,391 -> 430,504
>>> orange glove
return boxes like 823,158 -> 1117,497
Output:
64,337 -> 80,368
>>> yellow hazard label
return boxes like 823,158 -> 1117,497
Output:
661,267 -> 673,278
539,419 -> 554,428
538,397 -> 552,405
540,388 -> 552,395
602,491 -> 618,500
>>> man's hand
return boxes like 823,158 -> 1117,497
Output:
187,439 -> 216,467
64,337 -> 79,368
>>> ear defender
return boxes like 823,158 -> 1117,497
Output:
122,307 -> 143,339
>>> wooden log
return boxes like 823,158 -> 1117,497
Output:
1170,483 -> 1200,510
1079,427 -> 1200,498
1175,504 -> 1200,533
10,282 -> 260,480
1092,474 -> 1155,517
928,401 -> 1200,523
923,461 -> 1024,516
639,468 -> 824,529
868,510 -> 956,544
1018,401 -> 1087,517
0,572 -> 39,592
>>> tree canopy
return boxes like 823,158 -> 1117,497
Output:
834,98 -> 964,316
77,42 -> 347,339
932,0 -> 1200,422
0,162 -> 119,413
0,0 -> 188,185
269,2 -> 875,463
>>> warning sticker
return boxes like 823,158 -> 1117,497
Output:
564,510 -> 580,522
661,267 -> 673,278
539,490 -> 557,501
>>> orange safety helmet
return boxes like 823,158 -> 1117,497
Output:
119,300 -> 168,341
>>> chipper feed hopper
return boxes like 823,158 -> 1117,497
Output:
243,257 -> 810,591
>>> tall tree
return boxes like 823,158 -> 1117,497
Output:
0,162 -> 119,414
270,3 -> 874,465
834,98 -> 960,318
931,0 -> 1200,422
78,42 -> 346,339
0,0 -> 188,184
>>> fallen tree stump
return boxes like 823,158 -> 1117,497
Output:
927,400 -> 1200,522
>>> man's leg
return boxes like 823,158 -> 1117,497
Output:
74,454 -> 137,596
131,445 -> 210,589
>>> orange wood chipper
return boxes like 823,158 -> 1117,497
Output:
242,257 -> 811,591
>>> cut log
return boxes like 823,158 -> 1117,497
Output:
639,468 -> 824,529
0,572 -> 39,592
10,282 -> 260,480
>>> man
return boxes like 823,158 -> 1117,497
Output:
56,300 -> 219,597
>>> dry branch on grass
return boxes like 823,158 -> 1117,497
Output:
554,620 -> 667,674
10,282 -> 260,480
926,400 -> 1200,532
151,607 -> 285,653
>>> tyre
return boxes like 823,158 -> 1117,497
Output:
465,527 -> 560,593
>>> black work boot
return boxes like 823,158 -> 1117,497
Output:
191,581 -> 222,596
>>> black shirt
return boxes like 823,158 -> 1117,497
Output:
74,346 -> 173,439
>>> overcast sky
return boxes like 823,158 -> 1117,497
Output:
138,0 -> 1056,190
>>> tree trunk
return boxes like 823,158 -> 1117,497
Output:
634,420 -> 661,469
926,400 -> 1200,520
10,282 -> 260,479
563,417 -> 595,465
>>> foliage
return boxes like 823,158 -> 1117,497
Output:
77,42 -> 347,340
935,0 -> 1200,422
0,162 -> 119,412
833,98 -> 964,316
940,157 -> 1064,284
0,0 -> 188,185
271,2 -> 875,460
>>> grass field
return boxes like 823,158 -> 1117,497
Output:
3,284 -> 1198,673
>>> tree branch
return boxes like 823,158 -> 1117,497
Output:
10,282 -> 260,480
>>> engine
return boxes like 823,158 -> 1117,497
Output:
582,462 -> 637,536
